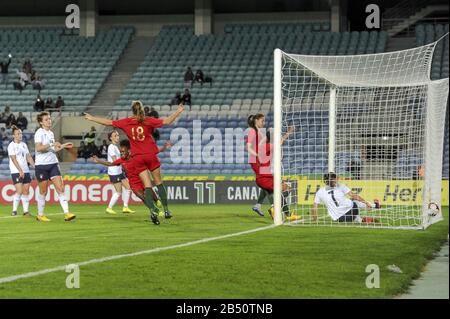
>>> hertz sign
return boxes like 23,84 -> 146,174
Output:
298,180 -> 449,206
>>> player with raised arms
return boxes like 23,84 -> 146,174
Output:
84,101 -> 184,225
8,125 -> 35,217
104,130 -> 135,215
311,172 -> 381,223
34,111 -> 76,222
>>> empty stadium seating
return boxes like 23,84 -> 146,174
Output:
115,24 -> 387,108
0,26 -> 134,112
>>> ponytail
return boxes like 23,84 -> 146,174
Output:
247,115 -> 255,130
131,100 -> 145,123
247,113 -> 265,131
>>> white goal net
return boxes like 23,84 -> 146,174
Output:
273,36 -> 449,229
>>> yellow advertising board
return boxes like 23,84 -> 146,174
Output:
297,179 -> 449,206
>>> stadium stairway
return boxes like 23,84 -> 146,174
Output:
87,36 -> 156,115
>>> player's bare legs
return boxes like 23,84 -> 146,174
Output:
150,167 -> 172,219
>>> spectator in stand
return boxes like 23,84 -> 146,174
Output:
84,126 -> 98,156
0,54 -> 12,88
194,69 -> 205,86
13,68 -> 30,94
15,112 -> 28,131
0,106 -> 16,128
30,70 -> 37,81
182,89 -> 192,108
32,76 -> 46,92
1,127 -> 10,142
44,97 -> 54,110
170,91 -> 183,105
34,95 -> 45,112
23,59 -> 33,76
77,141 -> 90,160
184,66 -> 194,87
99,140 -> 108,159
54,96 -> 65,111
149,106 -> 159,118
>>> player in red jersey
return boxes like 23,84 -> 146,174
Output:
255,126 -> 300,221
92,139 -> 172,222
245,113 -> 269,217
84,101 -> 184,225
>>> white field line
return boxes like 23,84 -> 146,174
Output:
0,224 -> 277,284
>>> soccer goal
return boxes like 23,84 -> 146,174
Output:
273,36 -> 449,229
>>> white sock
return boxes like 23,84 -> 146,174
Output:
108,192 -> 121,209
122,189 -> 131,208
21,194 -> 30,213
58,194 -> 69,214
354,215 -> 363,223
13,194 -> 21,212
354,200 -> 372,209
254,203 -> 261,209
37,193 -> 46,216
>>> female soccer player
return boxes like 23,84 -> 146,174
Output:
84,101 -> 183,225
8,125 -> 35,216
311,172 -> 380,223
34,111 -> 76,222
92,139 -> 172,224
105,130 -> 135,215
255,127 -> 300,221
246,113 -> 269,216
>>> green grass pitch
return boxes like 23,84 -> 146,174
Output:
0,204 -> 447,298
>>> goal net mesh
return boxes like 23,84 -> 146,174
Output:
276,37 -> 449,229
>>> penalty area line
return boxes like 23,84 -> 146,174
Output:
0,223 -> 277,284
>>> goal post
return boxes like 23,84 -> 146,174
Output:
273,48 -> 283,226
272,36 -> 449,229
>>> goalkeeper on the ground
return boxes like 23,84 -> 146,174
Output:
311,172 -> 380,223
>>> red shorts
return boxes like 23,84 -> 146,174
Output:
250,162 -> 259,174
132,153 -> 161,174
256,175 -> 274,192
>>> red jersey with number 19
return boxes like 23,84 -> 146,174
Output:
112,116 -> 164,156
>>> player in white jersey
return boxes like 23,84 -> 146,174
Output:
105,130 -> 135,215
34,111 -> 76,222
311,172 -> 381,223
8,125 -> 35,217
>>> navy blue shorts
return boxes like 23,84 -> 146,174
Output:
109,173 -> 126,184
11,173 -> 32,185
35,164 -> 61,182
338,202 -> 360,223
